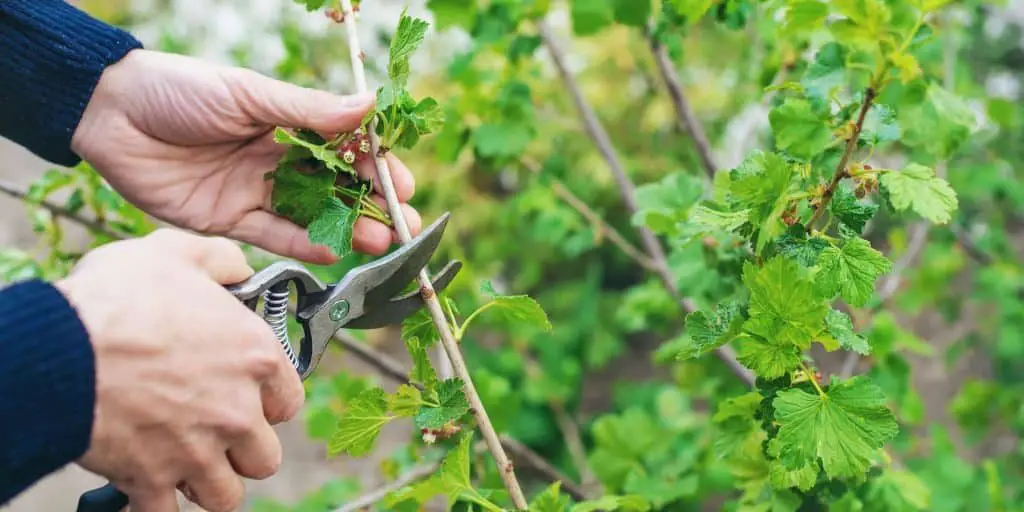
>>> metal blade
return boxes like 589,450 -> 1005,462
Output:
343,260 -> 462,329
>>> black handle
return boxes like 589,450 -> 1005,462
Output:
76,482 -> 128,512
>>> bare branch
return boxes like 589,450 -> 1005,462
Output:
337,2 -> 527,506
645,27 -> 717,178
537,20 -> 755,387
0,179 -> 125,240
333,462 -> 441,512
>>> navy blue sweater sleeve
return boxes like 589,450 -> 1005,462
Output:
0,280 -> 95,505
0,0 -> 143,166
0,1 -> 142,505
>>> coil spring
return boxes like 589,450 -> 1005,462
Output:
262,281 -> 299,370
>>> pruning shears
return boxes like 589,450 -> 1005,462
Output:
75,213 -> 461,512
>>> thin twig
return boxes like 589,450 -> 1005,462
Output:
333,331 -> 412,386
550,402 -> 601,494
645,25 -> 717,178
0,179 -> 125,240
337,2 -> 527,507
537,20 -> 755,387
498,435 -> 588,501
333,462 -> 441,512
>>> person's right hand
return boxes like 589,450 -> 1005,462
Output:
54,229 -> 305,512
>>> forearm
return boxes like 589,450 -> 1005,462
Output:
0,0 -> 142,166
0,280 -> 96,505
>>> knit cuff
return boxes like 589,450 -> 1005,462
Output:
0,280 -> 96,504
0,0 -> 143,166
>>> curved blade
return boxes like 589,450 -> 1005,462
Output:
344,260 -> 462,329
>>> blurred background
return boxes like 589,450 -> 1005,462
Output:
2,0 -> 1024,510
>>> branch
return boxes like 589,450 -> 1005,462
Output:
0,179 -> 125,240
808,87 -> 877,228
537,20 -> 755,387
645,27 -> 717,178
330,331 -> 590,502
337,2 -> 527,507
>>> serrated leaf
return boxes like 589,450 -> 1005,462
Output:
735,334 -> 803,378
388,8 -> 430,89
529,482 -> 571,511
632,172 -> 704,235
388,384 -> 423,417
405,336 -> 439,390
688,203 -> 750,232
273,128 -> 353,175
766,439 -> 819,492
825,309 -> 871,355
329,387 -> 392,456
426,0 -> 476,30
803,43 -> 847,102
269,162 -> 335,226
475,293 -> 553,332
402,309 -> 440,347
773,376 -> 899,480
415,378 -> 469,429
775,231 -> 830,267
743,257 -> 828,348
571,495 -> 650,512
829,183 -> 878,235
864,469 -> 931,510
308,197 -> 357,257
674,301 -> 745,360
784,0 -> 828,33
769,98 -> 832,160
860,104 -> 901,145
571,0 -> 614,35
439,433 -> 475,501
729,151 -> 796,252
815,237 -> 892,306
880,164 -> 958,224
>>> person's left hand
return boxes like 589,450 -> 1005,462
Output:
71,49 -> 422,265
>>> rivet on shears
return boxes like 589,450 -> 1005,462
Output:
330,300 -> 350,321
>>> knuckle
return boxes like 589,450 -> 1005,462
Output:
245,343 -> 283,379
200,484 -> 243,512
217,410 -> 255,439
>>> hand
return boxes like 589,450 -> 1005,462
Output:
70,49 -> 422,265
55,229 -> 305,512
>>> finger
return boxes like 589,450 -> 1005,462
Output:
227,419 -> 283,480
183,459 -> 246,512
125,486 -> 179,512
352,199 -> 422,255
226,68 -> 375,134
354,152 -> 416,203
229,210 -> 338,265
144,229 -> 253,284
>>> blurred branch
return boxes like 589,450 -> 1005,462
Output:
0,179 -> 124,240
537,19 -> 755,387
645,26 -> 717,178
521,158 -> 657,272
334,462 -> 441,512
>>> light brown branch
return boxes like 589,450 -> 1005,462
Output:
536,20 -> 755,387
645,27 -> 717,178
0,179 -> 125,240
337,2 -> 527,507
334,462 -> 441,512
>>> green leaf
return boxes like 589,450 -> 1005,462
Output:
859,104 -> 901,145
572,495 -> 650,512
473,121 -> 533,158
735,334 -> 803,378
864,469 -> 931,510
829,183 -> 878,235
329,387 -> 392,456
743,257 -> 828,348
688,203 -> 750,232
273,128 -> 353,175
824,309 -> 871,355
426,0 -> 476,30
769,98 -> 832,160
673,301 -> 745,360
612,0 -> 650,26
529,482 -> 571,511
268,162 -> 335,226
879,164 -> 958,224
767,439 -> 819,492
668,0 -> 714,21
307,197 -> 357,257
775,230 -> 830,267
571,0 -> 613,35
900,83 -> 976,159
784,0 -> 828,33
293,0 -> 328,11
415,378 -> 470,429
632,172 -> 705,235
475,284 -> 553,332
729,151 -> 796,252
773,376 -> 899,480
406,336 -> 439,390
438,433 -> 478,502
802,43 -> 847,102
815,237 -> 891,306
388,384 -> 423,417
403,309 -> 440,347
388,8 -> 430,89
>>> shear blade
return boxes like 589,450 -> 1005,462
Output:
344,260 -> 463,329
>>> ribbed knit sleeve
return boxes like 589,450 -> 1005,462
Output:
0,0 -> 143,166
0,280 -> 96,505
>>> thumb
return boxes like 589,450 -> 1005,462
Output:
228,68 -> 375,133
144,229 -> 254,285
